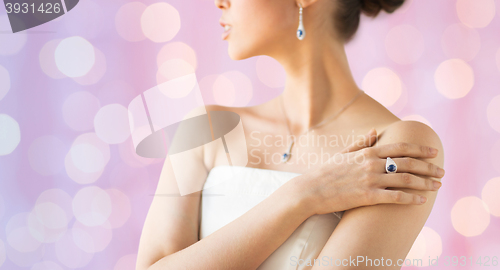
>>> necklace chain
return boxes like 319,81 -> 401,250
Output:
279,89 -> 364,138
278,89 -> 364,163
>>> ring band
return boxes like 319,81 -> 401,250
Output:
386,157 -> 397,173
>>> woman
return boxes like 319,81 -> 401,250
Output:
136,0 -> 445,269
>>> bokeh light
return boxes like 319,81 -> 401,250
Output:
385,24 -> 425,65
0,14 -> 27,56
401,114 -> 432,128
70,143 -> 105,173
65,133 -> 110,184
434,59 -> 474,99
35,189 -> 74,224
5,213 -> 45,267
27,206 -> 66,244
55,36 -> 95,78
39,39 -> 66,79
65,151 -> 105,185
6,213 -> 42,252
72,47 -> 107,85
72,186 -> 112,227
441,23 -> 480,61
199,72 -> 251,107
62,91 -> 101,132
32,202 -> 68,230
157,41 -> 197,70
72,220 -> 112,253
481,177 -> 500,217
28,135 -> 67,176
156,59 -> 195,87
115,2 -> 147,42
114,254 -> 137,270
0,64 -> 10,101
256,56 -> 286,88
219,71 -> 253,107
0,114 -> 21,156
456,0 -> 496,28
386,84 -> 408,114
451,196 -> 490,237
54,230 -> 94,268
141,2 -> 181,43
362,67 -> 402,107
94,104 -> 131,144
7,225 -> 41,253
213,74 -> 236,106
405,226 -> 442,267
486,95 -> 500,133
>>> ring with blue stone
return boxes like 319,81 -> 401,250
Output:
385,157 -> 397,173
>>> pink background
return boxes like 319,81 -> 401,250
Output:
0,0 -> 499,269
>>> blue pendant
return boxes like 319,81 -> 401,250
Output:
297,21 -> 305,40
281,139 -> 295,163
281,152 -> 290,163
297,29 -> 304,40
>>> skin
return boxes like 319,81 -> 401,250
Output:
135,0 -> 445,269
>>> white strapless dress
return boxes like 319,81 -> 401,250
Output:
200,165 -> 345,270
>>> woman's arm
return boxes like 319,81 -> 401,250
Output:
311,120 -> 445,270
135,104 -> 320,269
136,152 -> 315,270
134,127 -> 368,269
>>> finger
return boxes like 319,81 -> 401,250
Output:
339,128 -> 377,154
392,157 -> 445,178
374,142 -> 438,159
376,189 -> 427,205
379,173 -> 442,191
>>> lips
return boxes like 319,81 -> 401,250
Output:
220,20 -> 232,40
219,19 -> 230,28
221,27 -> 231,40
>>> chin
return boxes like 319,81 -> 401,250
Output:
228,49 -> 253,61
227,42 -> 258,61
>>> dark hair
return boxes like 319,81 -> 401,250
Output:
334,0 -> 405,43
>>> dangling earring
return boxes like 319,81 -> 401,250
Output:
297,3 -> 305,40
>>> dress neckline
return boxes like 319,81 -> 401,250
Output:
208,165 -> 302,176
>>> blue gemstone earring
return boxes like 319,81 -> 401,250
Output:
297,3 -> 305,40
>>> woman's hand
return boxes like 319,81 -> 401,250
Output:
295,128 -> 445,216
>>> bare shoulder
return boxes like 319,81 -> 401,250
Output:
376,120 -> 444,167
312,119 -> 445,270
351,94 -> 444,162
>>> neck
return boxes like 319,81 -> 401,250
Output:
274,39 -> 361,135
